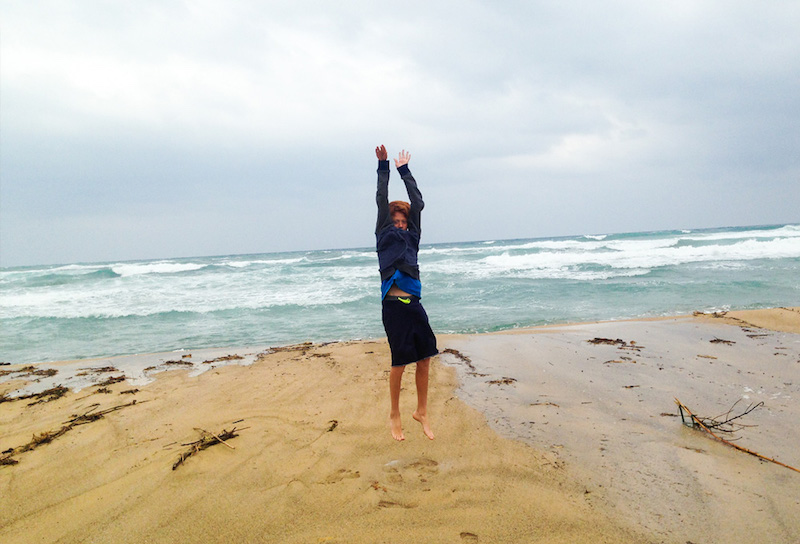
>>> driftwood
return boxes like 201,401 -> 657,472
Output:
674,398 -> 799,474
172,427 -> 246,470
0,400 -> 140,466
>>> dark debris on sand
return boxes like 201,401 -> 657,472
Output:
587,338 -> 645,351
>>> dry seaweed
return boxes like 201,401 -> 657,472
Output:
172,426 -> 245,470
1,400 -> 140,466
488,377 -> 517,385
674,398 -> 799,474
66,401 -> 140,425
97,376 -> 125,387
441,348 -> 477,372
77,366 -> 118,376
587,338 -> 644,351
12,385 -> 70,405
694,310 -> 728,318
710,338 -> 735,345
588,337 -> 626,346
0,366 -> 58,379
262,342 -> 313,354
257,342 -> 315,360
202,354 -> 244,364
164,360 -> 193,366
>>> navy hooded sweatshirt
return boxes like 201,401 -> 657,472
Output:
375,160 -> 425,286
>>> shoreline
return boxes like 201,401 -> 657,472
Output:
2,308 -> 799,542
3,307 -> 799,397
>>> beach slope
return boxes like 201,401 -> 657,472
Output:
1,340 -> 648,543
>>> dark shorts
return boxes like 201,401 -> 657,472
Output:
382,297 -> 438,367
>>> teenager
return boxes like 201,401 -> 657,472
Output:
375,144 -> 438,441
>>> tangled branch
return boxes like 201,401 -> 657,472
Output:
690,399 -> 764,436
675,398 -> 799,474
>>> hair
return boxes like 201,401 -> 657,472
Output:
389,200 -> 410,219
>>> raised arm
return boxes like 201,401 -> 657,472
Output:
375,145 -> 391,234
396,150 -> 424,232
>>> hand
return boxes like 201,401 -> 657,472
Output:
375,144 -> 388,161
394,149 -> 410,168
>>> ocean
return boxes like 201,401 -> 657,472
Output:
2,223 -> 799,366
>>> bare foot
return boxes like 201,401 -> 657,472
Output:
413,411 -> 435,440
390,413 -> 405,441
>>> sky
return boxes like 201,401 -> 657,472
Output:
1,0 -> 799,267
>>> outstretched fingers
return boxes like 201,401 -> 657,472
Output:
394,149 -> 410,168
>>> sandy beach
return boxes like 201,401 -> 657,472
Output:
2,308 -> 799,543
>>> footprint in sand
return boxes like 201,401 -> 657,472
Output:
374,457 -> 440,508
321,468 -> 360,484
383,457 -> 439,484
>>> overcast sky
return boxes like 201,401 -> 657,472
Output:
2,1 -> 798,267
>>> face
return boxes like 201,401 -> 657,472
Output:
392,212 -> 408,230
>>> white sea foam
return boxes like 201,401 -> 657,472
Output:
448,237 -> 800,279
681,224 -> 800,242
111,262 -> 207,277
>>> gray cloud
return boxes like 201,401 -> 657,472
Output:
2,0 -> 798,266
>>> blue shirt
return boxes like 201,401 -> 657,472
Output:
381,270 -> 422,300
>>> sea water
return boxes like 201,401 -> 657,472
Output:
2,224 -> 799,365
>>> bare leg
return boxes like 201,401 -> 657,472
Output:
389,365 -> 406,441
412,358 -> 434,439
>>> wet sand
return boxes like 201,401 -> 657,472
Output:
1,308 -> 798,543
445,308 -> 800,543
